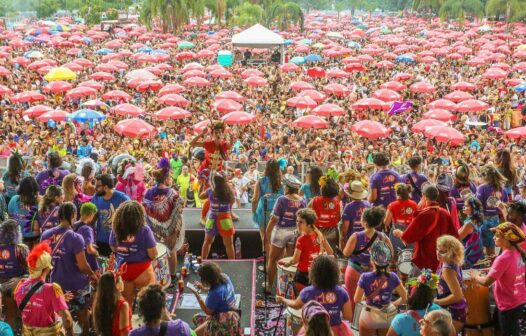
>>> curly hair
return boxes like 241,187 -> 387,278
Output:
0,219 -> 21,244
39,185 -> 62,214
112,200 -> 145,242
320,177 -> 339,198
437,235 -> 464,266
408,284 -> 434,311
296,208 -> 317,227
264,159 -> 282,193
362,206 -> 386,229
137,284 -> 166,326
373,152 -> 390,167
309,255 -> 339,291
198,262 -> 227,288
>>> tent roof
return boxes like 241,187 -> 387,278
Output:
232,24 -> 284,48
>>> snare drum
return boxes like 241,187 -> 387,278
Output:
285,306 -> 302,336
277,257 -> 297,299
397,249 -> 413,275
462,270 -> 493,336
152,243 -> 171,289
351,302 -> 365,331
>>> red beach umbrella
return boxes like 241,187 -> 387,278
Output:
292,115 -> 329,129
114,118 -> 156,139
351,120 -> 390,139
221,111 -> 256,125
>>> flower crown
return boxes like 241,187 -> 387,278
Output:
319,168 -> 340,187
406,269 -> 439,289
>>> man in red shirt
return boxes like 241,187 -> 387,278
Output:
394,184 -> 458,272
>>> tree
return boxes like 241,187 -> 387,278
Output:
0,0 -> 14,17
33,0 -> 59,18
412,0 -> 444,15
232,1 -> 263,26
80,0 -> 103,25
439,0 -> 484,26
486,0 -> 526,23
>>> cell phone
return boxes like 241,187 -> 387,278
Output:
186,282 -> 198,292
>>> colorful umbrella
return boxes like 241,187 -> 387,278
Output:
450,82 -> 477,91
43,67 -> 77,81
372,89 -> 401,102
65,87 -> 98,99
292,115 -> 329,129
504,126 -> 526,139
114,118 -> 156,139
23,105 -> 53,117
298,90 -> 327,103
289,81 -> 315,91
221,111 -> 256,125
89,71 -> 115,81
483,67 -> 507,79
12,91 -> 46,103
409,81 -> 435,93
214,99 -> 243,113
158,94 -> 189,107
68,109 -> 106,122
159,84 -> 186,96
286,96 -> 318,109
307,67 -> 326,78
244,76 -> 268,87
427,99 -> 456,110
102,90 -> 132,102
43,81 -> 73,93
183,77 -> 210,87
323,83 -> 350,96
411,119 -> 447,133
352,98 -> 386,110
216,91 -> 244,102
380,81 -> 407,91
443,91 -> 473,103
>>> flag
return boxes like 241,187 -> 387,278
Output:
388,101 -> 412,115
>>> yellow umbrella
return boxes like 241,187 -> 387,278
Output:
518,44 -> 526,51
44,67 -> 77,81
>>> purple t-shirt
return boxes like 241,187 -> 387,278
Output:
451,182 -> 476,212
403,172 -> 428,204
299,285 -> 349,326
130,319 -> 192,336
35,169 -> 69,195
476,184 -> 508,217
370,169 -> 401,207
109,225 -> 157,264
272,196 -> 306,228
437,262 -> 467,310
342,200 -> 370,241
73,221 -> 98,271
0,244 -> 27,278
358,272 -> 400,308
349,231 -> 388,266
40,226 -> 88,291
36,205 -> 60,235
206,189 -> 231,218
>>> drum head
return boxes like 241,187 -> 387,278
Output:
156,243 -> 168,256
278,257 -> 297,273
286,306 -> 301,318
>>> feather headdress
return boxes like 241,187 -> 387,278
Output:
27,241 -> 53,278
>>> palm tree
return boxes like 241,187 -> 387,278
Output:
231,1 -> 263,25
439,0 -> 484,27
140,0 -> 190,32
412,0 -> 444,15
262,0 -> 304,30
486,0 -> 526,23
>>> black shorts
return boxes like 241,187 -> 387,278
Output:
96,242 -> 112,257
494,304 -> 526,336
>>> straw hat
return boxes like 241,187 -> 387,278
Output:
349,180 -> 368,200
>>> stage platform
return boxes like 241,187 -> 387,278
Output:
183,208 -> 263,259
172,259 -> 256,335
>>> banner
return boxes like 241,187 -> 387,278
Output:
388,101 -> 412,115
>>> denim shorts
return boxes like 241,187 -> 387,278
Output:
481,216 -> 499,248
270,227 -> 296,248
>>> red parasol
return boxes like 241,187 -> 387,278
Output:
352,98 -> 386,110
409,81 -> 435,93
23,105 -> 53,117
244,76 -> 268,87
289,81 -> 315,91
483,67 -> 507,79
427,99 -> 456,110
66,87 -> 98,99
411,119 -> 447,133
111,103 -> 144,117
209,69 -> 233,79
158,94 -> 189,107
193,120 -> 211,134
380,81 -> 407,91
12,91 -> 46,103
0,85 -> 13,96
154,107 -> 191,120
183,70 -> 207,78
280,63 -> 300,72
89,71 -> 115,81
78,80 -> 104,91
183,76 -> 210,87
344,63 -> 366,72
36,109 -> 70,122
423,109 -> 454,122
159,84 -> 185,96
114,118 -> 156,139
455,99 -> 490,112
351,120 -> 390,139
102,90 -> 132,102
298,90 -> 327,103
323,83 -> 350,96
311,103 -> 345,117
136,80 -> 164,92
392,72 -> 412,81
443,91 -> 473,103
450,81 -> 477,91
372,89 -> 401,102
221,111 -> 256,125
504,127 -> 526,140
307,67 -> 326,78
213,99 -> 243,113
241,69 -> 264,78
327,69 -> 348,78
216,91 -> 244,102
292,115 -> 329,129
424,126 -> 465,145
286,96 -> 318,109
43,81 -> 73,93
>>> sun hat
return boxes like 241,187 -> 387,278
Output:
349,180 -> 368,200
436,173 -> 453,192
302,300 -> 330,324
490,222 -> 526,244
283,174 -> 301,189
371,240 -> 392,268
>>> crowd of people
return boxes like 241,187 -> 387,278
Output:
0,7 -> 524,336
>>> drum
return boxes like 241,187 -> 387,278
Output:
337,258 -> 347,284
152,243 -> 171,289
351,302 -> 365,331
277,257 -> 297,299
285,306 -> 302,336
462,270 -> 493,336
397,249 -> 413,275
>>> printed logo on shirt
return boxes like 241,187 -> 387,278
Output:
316,291 -> 337,305
0,249 -> 10,260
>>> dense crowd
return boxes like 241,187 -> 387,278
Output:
0,9 -> 525,336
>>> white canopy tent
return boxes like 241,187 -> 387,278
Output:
231,24 -> 285,64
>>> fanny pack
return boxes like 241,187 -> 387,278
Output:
365,304 -> 398,321
22,322 -> 64,336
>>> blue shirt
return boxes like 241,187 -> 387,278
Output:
299,183 -> 317,203
0,321 -> 14,336
77,144 -> 92,158
206,274 -> 236,313
93,190 -> 130,243
390,304 -> 441,336
8,195 -> 37,239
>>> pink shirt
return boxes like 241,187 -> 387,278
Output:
14,278 -> 68,328
488,249 -> 526,311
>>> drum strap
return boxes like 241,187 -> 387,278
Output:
464,321 -> 493,331
18,281 -> 44,312
354,232 -> 378,255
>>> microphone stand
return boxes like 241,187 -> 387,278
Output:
263,195 -> 268,320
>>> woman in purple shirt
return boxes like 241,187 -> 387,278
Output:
131,284 -> 193,336
354,241 -> 407,336
40,202 -> 98,336
368,152 -> 401,208
277,255 -> 353,336
434,235 -> 466,333
200,173 -> 235,260
476,165 -> 508,256
0,219 -> 28,329
264,174 -> 305,292
35,151 -> 69,195
110,200 -> 158,307
341,180 -> 370,249
34,185 -> 63,236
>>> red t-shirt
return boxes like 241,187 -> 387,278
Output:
387,199 -> 418,226
311,196 -> 341,228
296,233 -> 320,273
200,139 -> 230,172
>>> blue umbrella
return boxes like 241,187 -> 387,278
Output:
290,56 -> 306,65
396,55 -> 415,63
284,39 -> 294,46
24,35 -> 35,42
300,39 -> 312,45
82,37 -> 92,44
305,54 -> 322,63
137,46 -> 153,53
68,109 -> 107,123
347,41 -> 361,49
207,31 -> 216,35
152,49 -> 168,54
96,48 -> 113,55
515,82 -> 526,92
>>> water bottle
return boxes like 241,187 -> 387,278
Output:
235,237 -> 242,259
184,253 -> 191,271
